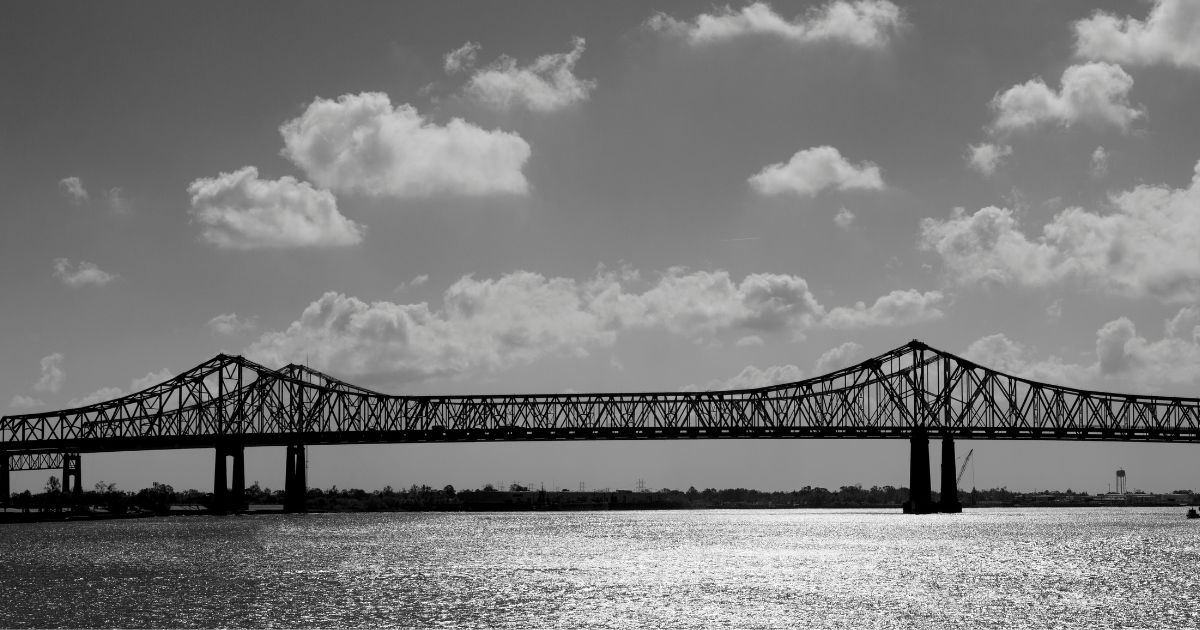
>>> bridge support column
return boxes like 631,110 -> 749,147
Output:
284,444 -> 307,513
939,437 -> 962,513
61,453 -> 82,509
231,445 -> 245,512
903,429 -> 933,514
213,446 -> 228,514
1,452 -> 9,507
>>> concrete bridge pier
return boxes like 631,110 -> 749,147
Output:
61,453 -> 82,508
284,444 -> 307,513
1,452 -> 9,506
939,437 -> 963,513
902,429 -> 934,514
212,445 -> 246,514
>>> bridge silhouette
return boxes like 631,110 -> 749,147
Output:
4,340 -> 1198,514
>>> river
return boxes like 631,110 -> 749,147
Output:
1,507 -> 1196,628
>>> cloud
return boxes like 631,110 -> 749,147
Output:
1090,146 -> 1109,179
920,159 -> 1200,302
749,146 -> 884,197
814,341 -> 864,374
647,0 -> 904,49
962,334 -> 1090,387
130,368 -> 174,392
823,289 -> 945,329
33,353 -> 64,393
1046,298 -> 1063,322
68,387 -> 124,408
105,187 -> 132,215
9,394 -> 45,410
967,142 -> 1012,175
990,62 -> 1143,133
59,177 -> 88,204
834,207 -> 855,229
280,92 -> 530,198
207,313 -> 258,335
248,267 -> 936,384
52,258 -> 116,287
461,37 -> 596,112
444,41 -> 481,74
1074,0 -> 1200,70
187,166 -> 364,249
686,364 -> 806,391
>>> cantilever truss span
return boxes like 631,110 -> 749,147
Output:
3,340 -> 1200,457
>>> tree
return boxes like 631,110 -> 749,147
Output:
443,484 -> 456,498
45,476 -> 61,494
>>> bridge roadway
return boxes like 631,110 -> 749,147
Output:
3,340 -> 1200,514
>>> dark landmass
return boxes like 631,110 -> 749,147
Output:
5,480 -> 1197,523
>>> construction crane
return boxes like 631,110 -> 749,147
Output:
956,449 -> 974,485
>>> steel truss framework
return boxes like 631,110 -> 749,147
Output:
3,339 -> 1200,457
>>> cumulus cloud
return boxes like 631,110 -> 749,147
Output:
444,41 -> 481,74
687,364 -> 806,391
967,142 -> 1012,175
280,92 -> 530,198
187,166 -> 364,249
207,313 -> 258,335
647,0 -> 904,49
461,37 -> 596,112
1090,146 -> 1109,179
53,258 -> 116,287
9,394 -> 45,410
814,341 -> 864,374
68,387 -> 124,408
248,267 -> 937,384
962,334 -> 1090,387
105,187 -> 132,215
59,177 -> 88,204
130,368 -> 174,392
1074,0 -> 1200,70
834,207 -> 855,229
824,289 -> 945,329
749,146 -> 884,197
920,159 -> 1200,302
990,62 -> 1143,133
33,353 -> 64,393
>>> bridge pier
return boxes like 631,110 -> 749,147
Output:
211,445 -> 246,514
284,444 -> 307,513
1,451 -> 9,506
939,437 -> 962,513
61,453 -> 82,509
903,429 -> 934,514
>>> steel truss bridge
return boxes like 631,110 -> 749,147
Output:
3,340 -> 1199,514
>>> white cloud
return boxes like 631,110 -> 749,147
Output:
735,335 -> 764,347
248,267 -> 936,384
52,258 -> 116,287
1074,0 -> 1200,70
823,289 -> 945,329
130,368 -> 174,392
1046,298 -> 1063,322
990,62 -> 1143,133
444,41 -> 481,74
967,142 -> 1012,175
9,394 -> 45,410
59,177 -> 88,204
687,364 -> 806,391
280,92 -> 530,198
962,334 -> 1090,387
814,341 -> 864,374
105,187 -> 132,215
1091,146 -> 1109,179
834,207 -> 855,229
749,146 -> 884,197
187,166 -> 364,249
920,159 -> 1200,302
462,37 -> 596,112
647,0 -> 904,49
33,353 -> 64,393
207,313 -> 258,336
68,387 -> 124,408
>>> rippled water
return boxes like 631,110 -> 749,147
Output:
1,508 -> 1197,628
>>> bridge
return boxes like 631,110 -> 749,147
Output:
3,339 -> 1199,514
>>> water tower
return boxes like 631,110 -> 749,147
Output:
1116,468 -> 1126,495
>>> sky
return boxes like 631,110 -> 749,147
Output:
4,0 -> 1200,495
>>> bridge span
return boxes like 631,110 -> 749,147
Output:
4,340 -> 1199,514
